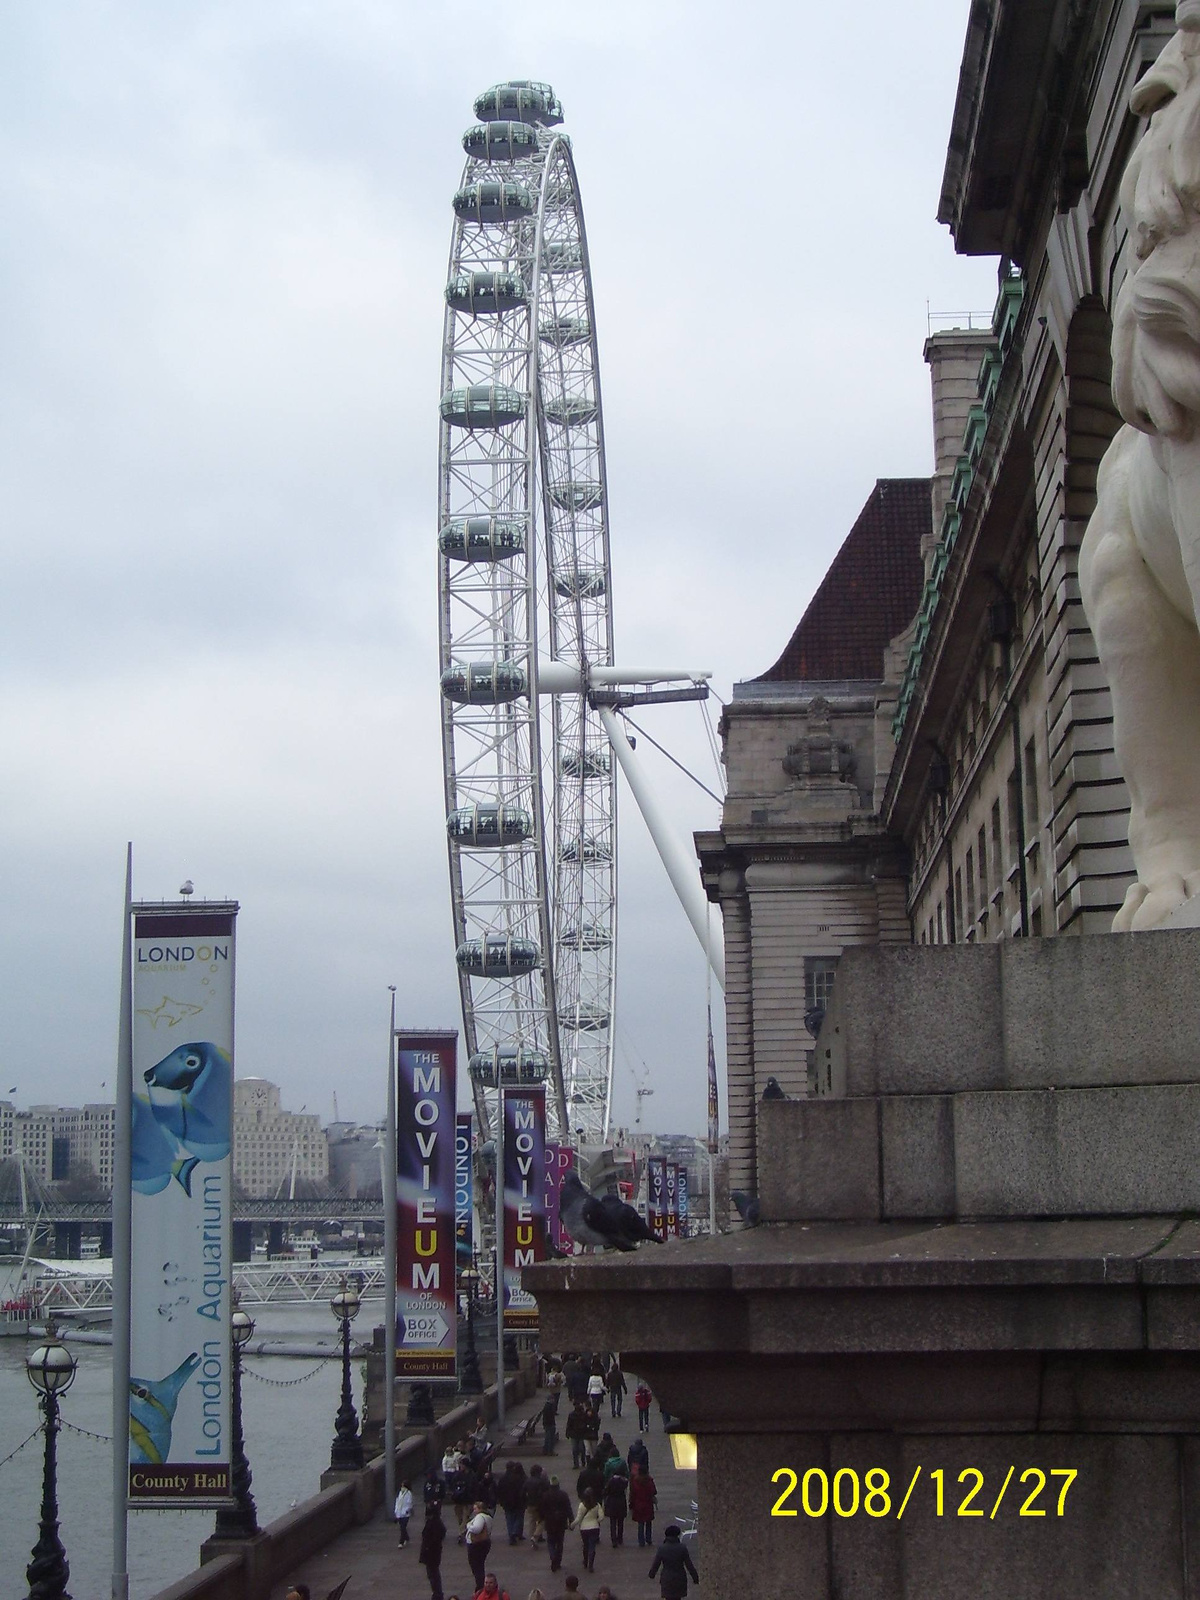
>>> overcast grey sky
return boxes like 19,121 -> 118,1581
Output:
0,1 -> 999,1135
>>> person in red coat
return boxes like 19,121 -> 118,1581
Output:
628,1461 -> 657,1548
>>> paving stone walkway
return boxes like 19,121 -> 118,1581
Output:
269,1379 -> 700,1600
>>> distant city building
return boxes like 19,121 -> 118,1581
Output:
233,1078 -> 328,1197
0,1102 -> 115,1186
326,1122 -> 385,1198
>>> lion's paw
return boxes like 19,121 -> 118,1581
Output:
1126,875 -> 1197,929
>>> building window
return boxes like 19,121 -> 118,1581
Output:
977,824 -> 989,909
804,956 -> 839,1015
1024,738 -> 1040,847
936,901 -> 944,943
965,848 -> 976,929
991,799 -> 1004,903
954,868 -> 964,942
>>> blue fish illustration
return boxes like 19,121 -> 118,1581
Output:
129,1351 -> 200,1464
131,1093 -> 200,1195
144,1042 -> 231,1162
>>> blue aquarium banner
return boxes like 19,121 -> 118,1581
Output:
503,1087 -> 545,1330
455,1113 -> 473,1265
128,902 -> 236,1507
395,1031 -> 458,1380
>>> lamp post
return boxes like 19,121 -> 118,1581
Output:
329,1276 -> 364,1470
26,1324 -> 76,1600
214,1306 -> 259,1539
458,1264 -> 484,1395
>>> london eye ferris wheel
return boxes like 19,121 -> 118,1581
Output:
438,81 -> 618,1145
437,82 -> 723,1149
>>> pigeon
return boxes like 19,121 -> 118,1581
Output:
803,1006 -> 826,1039
731,1190 -> 761,1227
762,1076 -> 788,1101
560,1171 -> 661,1252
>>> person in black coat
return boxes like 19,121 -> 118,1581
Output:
602,1464 -> 628,1546
648,1524 -> 699,1598
418,1504 -> 447,1600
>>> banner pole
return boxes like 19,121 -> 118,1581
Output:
383,987 -> 397,1520
111,845 -> 133,1600
495,1082 -> 505,1431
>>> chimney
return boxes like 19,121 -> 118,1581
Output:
923,326 -> 996,559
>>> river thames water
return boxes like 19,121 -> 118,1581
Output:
0,1297 -> 383,1599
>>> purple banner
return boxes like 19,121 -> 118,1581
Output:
396,1031 -> 457,1379
543,1142 -> 576,1254
647,1157 -> 667,1242
455,1113 -> 473,1265
503,1088 -> 545,1330
678,1164 -> 690,1239
665,1162 -> 679,1238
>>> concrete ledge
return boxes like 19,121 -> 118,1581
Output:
759,1098 -> 880,1220
150,1555 -> 244,1600
954,1084 -> 1200,1216
816,929 -> 1200,1100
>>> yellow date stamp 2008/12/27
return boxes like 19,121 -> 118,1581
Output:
770,1466 -> 1078,1521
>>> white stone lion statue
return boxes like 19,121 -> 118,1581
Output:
1081,6 -> 1200,928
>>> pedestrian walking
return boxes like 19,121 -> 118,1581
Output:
465,1501 -> 495,1591
566,1400 -> 592,1470
626,1436 -> 649,1476
628,1463 -> 657,1548
523,1462 -> 549,1544
395,1479 -> 414,1546
496,1460 -> 527,1545
602,1463 -> 627,1546
555,1580 -> 587,1600
586,1364 -> 606,1408
648,1525 -> 699,1597
472,1575 -> 511,1600
571,1488 -> 602,1573
539,1472 -> 574,1573
604,1362 -> 627,1419
595,1587 -> 618,1600
541,1394 -> 559,1455
419,1503 -> 447,1600
634,1383 -> 652,1433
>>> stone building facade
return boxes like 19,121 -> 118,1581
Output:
700,0 -> 1177,1197
0,1101 -> 115,1186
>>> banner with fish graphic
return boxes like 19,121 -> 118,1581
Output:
664,1162 -> 680,1238
647,1157 -> 667,1241
503,1087 -> 545,1330
395,1031 -> 458,1380
455,1113 -> 473,1266
677,1164 -> 690,1239
543,1142 -> 576,1254
128,903 -> 236,1506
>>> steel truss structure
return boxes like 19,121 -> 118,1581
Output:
438,83 -> 617,1144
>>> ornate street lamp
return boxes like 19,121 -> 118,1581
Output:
214,1306 -> 259,1538
26,1324 -> 77,1600
458,1264 -> 484,1395
329,1277 -> 364,1470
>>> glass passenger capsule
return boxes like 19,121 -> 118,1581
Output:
541,239 -> 583,272
559,836 -> 612,863
560,749 -> 611,778
456,935 -> 541,977
445,272 -> 527,316
446,802 -> 534,848
560,1005 -> 610,1032
543,393 -> 597,427
549,481 -> 603,511
439,517 -> 526,563
559,921 -> 613,950
462,122 -> 539,162
553,566 -> 607,599
500,80 -> 564,124
539,315 -> 590,347
439,384 -> 526,430
467,1045 -> 551,1087
440,661 -> 528,704
473,84 -> 550,124
453,181 -> 534,225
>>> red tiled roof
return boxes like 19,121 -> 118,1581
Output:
753,478 -> 930,683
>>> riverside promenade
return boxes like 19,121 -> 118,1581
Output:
265,1380 -> 699,1600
